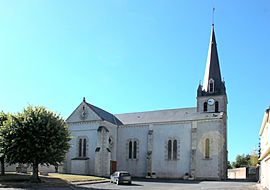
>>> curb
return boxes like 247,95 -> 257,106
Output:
72,180 -> 110,186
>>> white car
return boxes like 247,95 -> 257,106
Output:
110,171 -> 132,185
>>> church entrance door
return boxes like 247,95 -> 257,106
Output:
110,160 -> 117,174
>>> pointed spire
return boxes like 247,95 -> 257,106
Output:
202,24 -> 224,94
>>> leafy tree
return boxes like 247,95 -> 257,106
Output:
232,154 -> 250,168
0,106 -> 70,182
0,112 -> 8,175
231,153 -> 259,168
227,161 -> 233,169
249,151 -> 259,166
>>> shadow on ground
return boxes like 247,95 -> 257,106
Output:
132,177 -> 200,184
0,173 -> 70,188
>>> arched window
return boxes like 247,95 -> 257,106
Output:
127,139 -> 139,160
79,139 -> 82,157
167,139 -> 178,160
203,102 -> 208,112
109,136 -> 113,151
128,141 -> 132,159
78,137 -> 88,158
168,140 -> 172,160
215,101 -> 219,112
205,138 -> 210,159
133,141 -> 137,159
173,140 -> 177,160
83,139 -> 87,157
209,79 -> 214,93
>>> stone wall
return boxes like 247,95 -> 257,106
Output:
227,167 -> 247,179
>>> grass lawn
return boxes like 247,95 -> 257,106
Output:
0,173 -> 30,182
0,173 -> 68,187
0,172 -> 108,188
47,173 -> 109,183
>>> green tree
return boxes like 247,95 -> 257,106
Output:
0,106 -> 71,182
0,112 -> 8,175
231,153 -> 259,168
249,151 -> 259,166
227,161 -> 233,169
232,154 -> 250,168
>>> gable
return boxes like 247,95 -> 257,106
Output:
66,102 -> 102,123
66,100 -> 123,126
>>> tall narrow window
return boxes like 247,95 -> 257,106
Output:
83,139 -> 87,157
215,101 -> 219,112
78,137 -> 88,158
133,141 -> 137,159
204,102 -> 208,112
128,141 -> 132,159
168,140 -> 172,160
205,138 -> 210,159
127,139 -> 139,160
209,79 -> 214,93
173,140 -> 177,160
79,139 -> 82,157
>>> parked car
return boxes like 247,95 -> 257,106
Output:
110,171 -> 132,185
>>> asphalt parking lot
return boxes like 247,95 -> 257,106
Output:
78,180 -> 261,190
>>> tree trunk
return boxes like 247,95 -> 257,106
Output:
55,164 -> 58,173
31,162 -> 40,183
0,156 -> 5,175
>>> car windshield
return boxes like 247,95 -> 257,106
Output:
120,173 -> 130,177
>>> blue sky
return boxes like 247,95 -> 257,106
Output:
0,0 -> 269,162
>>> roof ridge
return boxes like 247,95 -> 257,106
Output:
114,107 -> 196,115
86,102 -> 122,125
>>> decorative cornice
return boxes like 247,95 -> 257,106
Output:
67,120 -> 99,126
259,146 -> 270,161
259,109 -> 269,135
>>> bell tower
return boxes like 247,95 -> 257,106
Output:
197,24 -> 227,113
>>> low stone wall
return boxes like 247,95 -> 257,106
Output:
227,167 -> 259,181
228,167 -> 246,179
1,163 -> 62,174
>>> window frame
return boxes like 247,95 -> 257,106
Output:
127,139 -> 139,160
168,140 -> 172,160
203,102 -> 208,112
173,140 -> 177,160
77,136 -> 88,158
205,138 -> 210,159
128,141 -> 132,159
167,138 -> 179,161
215,101 -> 219,112
209,78 -> 215,93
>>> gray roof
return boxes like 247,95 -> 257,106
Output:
115,107 -> 198,125
86,103 -> 123,126
201,25 -> 226,96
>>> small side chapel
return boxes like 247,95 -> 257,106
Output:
64,25 -> 228,180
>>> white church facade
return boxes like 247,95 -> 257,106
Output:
64,25 -> 228,180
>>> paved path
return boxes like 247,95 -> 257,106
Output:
0,180 -> 262,190
78,180 -> 261,190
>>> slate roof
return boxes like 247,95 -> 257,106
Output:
86,103 -> 123,126
202,25 -> 224,93
115,107 -> 198,125
67,99 -> 223,126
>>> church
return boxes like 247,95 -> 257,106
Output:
64,25 -> 228,180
